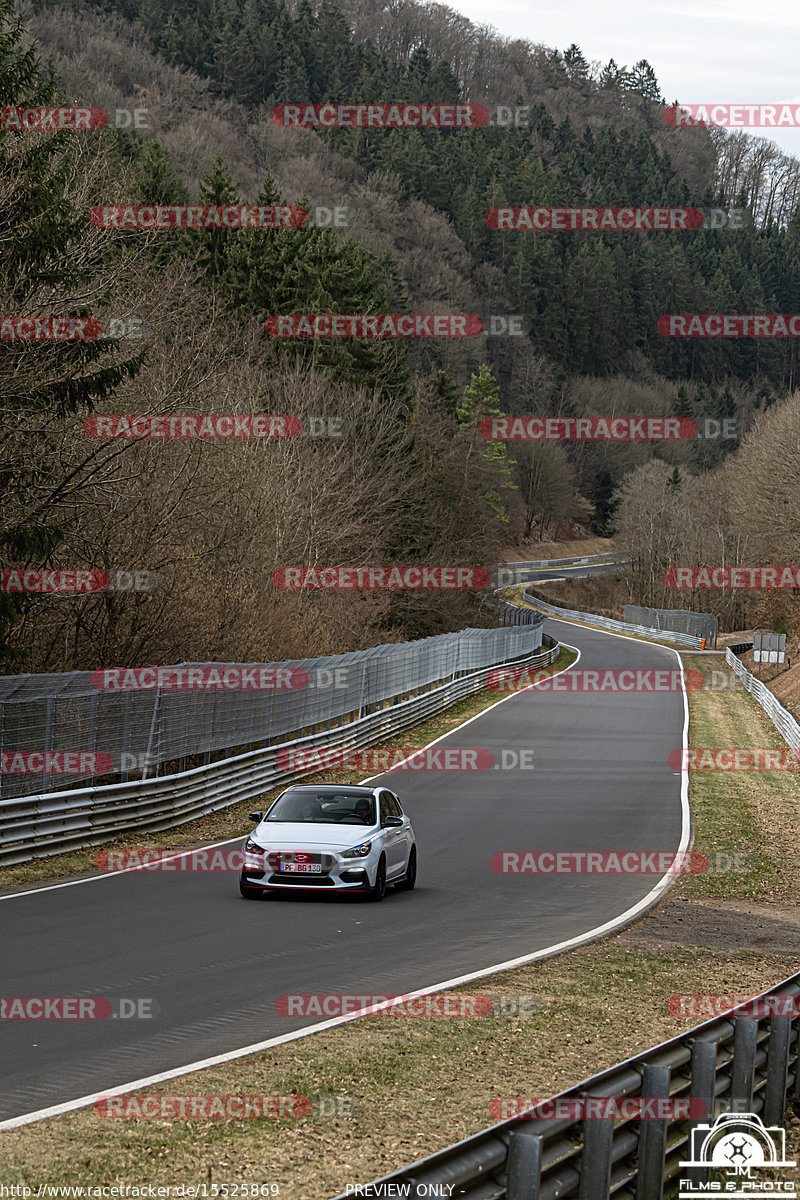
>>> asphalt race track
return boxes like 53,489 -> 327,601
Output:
0,616 -> 688,1124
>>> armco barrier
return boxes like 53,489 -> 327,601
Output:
726,647 -> 800,751
521,589 -> 704,648
496,555 -> 631,586
339,972 -> 800,1199
502,552 -> 627,570
0,631 -> 559,866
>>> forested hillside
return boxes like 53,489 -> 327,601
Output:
2,0 -> 799,674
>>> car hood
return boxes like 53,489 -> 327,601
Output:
251,822 -> 376,851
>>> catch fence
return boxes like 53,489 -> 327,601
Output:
0,626 -> 559,864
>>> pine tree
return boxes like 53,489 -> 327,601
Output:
674,386 -> 693,418
135,138 -> 189,204
456,365 -> 516,523
193,155 -> 240,285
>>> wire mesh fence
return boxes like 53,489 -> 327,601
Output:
623,606 -> 718,647
0,624 -> 545,801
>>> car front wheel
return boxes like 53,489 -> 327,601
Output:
395,846 -> 416,891
366,855 -> 387,901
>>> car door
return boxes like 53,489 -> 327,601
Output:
378,789 -> 405,877
387,791 -> 413,868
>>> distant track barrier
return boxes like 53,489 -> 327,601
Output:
520,589 -> 705,648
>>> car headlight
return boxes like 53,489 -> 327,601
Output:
342,841 -> 372,858
244,838 -> 261,853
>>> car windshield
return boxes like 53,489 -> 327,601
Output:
265,790 -> 376,826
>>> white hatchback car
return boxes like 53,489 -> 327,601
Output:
239,784 -> 416,901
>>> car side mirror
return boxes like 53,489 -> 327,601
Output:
383,815 -> 403,827
249,811 -> 263,822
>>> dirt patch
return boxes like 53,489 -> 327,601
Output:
620,896 -> 800,954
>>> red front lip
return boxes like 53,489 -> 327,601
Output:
260,882 -> 366,891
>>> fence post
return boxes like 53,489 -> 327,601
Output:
763,1014 -> 792,1125
685,1038 -> 718,1185
731,1017 -> 758,1112
635,1065 -> 670,1200
507,1127 -> 543,1200
578,1116 -> 613,1198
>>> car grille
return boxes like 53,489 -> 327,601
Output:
267,873 -> 336,885
263,850 -> 334,878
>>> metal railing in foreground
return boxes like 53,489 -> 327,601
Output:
337,972 -> 799,1200
0,631 -> 560,866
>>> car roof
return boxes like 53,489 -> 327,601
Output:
284,784 -> 377,794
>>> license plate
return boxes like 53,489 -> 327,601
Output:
281,862 -> 321,873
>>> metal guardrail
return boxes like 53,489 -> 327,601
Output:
520,590 -> 705,648
496,555 -> 631,587
341,972 -> 800,1200
726,647 -> 800,751
0,634 -> 560,866
502,552 -> 627,570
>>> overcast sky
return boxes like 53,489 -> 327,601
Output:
447,0 -> 800,159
